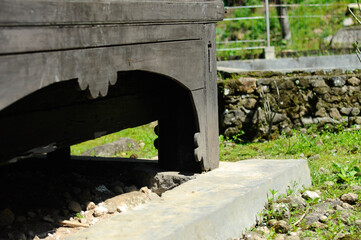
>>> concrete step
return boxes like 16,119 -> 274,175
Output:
67,159 -> 311,240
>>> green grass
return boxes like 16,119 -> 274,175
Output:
220,126 -> 361,188
71,122 -> 158,159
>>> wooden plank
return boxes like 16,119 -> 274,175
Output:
0,0 -> 224,26
0,24 -> 202,54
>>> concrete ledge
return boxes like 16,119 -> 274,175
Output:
217,54 -> 361,73
67,159 -> 311,240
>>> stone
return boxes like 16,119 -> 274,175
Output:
330,86 -> 348,95
304,212 -> 322,226
315,107 -> 328,117
274,234 -> 286,240
93,206 -> 109,217
236,77 -> 257,94
317,167 -> 329,174
324,181 -> 335,187
334,232 -> 351,240
308,154 -> 320,161
319,215 -> 328,223
86,202 -> 96,211
82,137 -> 139,157
302,190 -> 320,200
329,108 -> 342,120
223,109 -> 246,126
273,220 -> 290,234
268,219 -> 277,227
355,219 -> 361,228
340,193 -> 358,205
335,205 -> 344,211
277,80 -> 295,90
343,17 -> 354,26
280,195 -> 306,210
242,98 -> 257,109
133,166 -> 197,195
351,185 -> 361,191
285,235 -> 300,240
309,222 -> 328,230
271,203 -> 290,220
0,208 -> 15,226
351,107 -> 360,116
313,86 -> 330,95
255,226 -> 270,235
329,76 -> 346,87
243,232 -> 266,240
68,201 -> 82,213
347,77 -> 361,86
340,107 -> 352,115
310,79 -> 327,88
341,202 -> 354,210
331,27 -> 361,48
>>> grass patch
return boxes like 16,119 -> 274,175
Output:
220,127 -> 361,187
71,122 -> 158,159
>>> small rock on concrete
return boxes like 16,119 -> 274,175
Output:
0,208 -> 15,226
68,201 -> 82,213
274,220 -> 290,234
93,206 -> 109,217
86,202 -> 96,211
302,190 -> 320,200
340,193 -> 358,205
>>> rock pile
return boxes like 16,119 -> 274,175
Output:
240,189 -> 361,240
0,159 -> 191,240
218,70 -> 361,140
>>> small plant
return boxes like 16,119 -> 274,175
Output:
75,212 -> 84,220
332,161 -> 361,184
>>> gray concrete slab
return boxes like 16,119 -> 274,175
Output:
217,54 -> 361,73
66,159 -> 311,240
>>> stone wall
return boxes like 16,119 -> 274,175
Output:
218,70 -> 361,140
